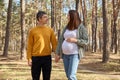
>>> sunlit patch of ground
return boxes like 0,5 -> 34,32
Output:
0,52 -> 120,80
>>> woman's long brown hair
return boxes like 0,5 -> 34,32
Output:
67,10 -> 81,30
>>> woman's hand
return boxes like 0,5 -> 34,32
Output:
66,38 -> 77,43
55,54 -> 60,62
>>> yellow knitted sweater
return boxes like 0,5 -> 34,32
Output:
27,26 -> 57,61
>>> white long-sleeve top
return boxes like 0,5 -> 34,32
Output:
62,29 -> 78,55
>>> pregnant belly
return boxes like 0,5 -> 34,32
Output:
62,40 -> 78,54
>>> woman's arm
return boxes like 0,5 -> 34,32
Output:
76,24 -> 89,47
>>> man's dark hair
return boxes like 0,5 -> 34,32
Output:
36,11 -> 47,21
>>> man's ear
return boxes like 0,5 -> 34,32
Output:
38,18 -> 42,21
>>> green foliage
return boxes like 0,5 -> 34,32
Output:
0,0 -> 4,7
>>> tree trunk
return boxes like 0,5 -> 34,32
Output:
80,0 -> 84,23
102,0 -> 109,63
83,0 -> 87,27
20,0 -> 26,59
0,0 -> 4,51
99,30 -> 102,52
118,29 -> 120,54
51,0 -> 55,29
111,0 -> 120,54
54,0 -> 57,32
3,0 -> 12,57
34,0 -> 39,25
118,19 -> 120,54
94,0 -> 97,51
110,18 -> 114,51
76,0 -> 79,11
58,0 -> 62,39
91,0 -> 97,52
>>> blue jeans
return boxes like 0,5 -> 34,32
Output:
63,54 -> 80,80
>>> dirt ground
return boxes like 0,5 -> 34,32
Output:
0,51 -> 120,80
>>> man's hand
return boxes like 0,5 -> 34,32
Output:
55,54 -> 60,62
28,60 -> 32,66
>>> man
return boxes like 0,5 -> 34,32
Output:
27,11 -> 57,80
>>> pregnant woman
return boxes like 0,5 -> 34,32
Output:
55,10 -> 88,80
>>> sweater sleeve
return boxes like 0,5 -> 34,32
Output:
27,30 -> 33,61
76,25 -> 89,47
50,29 -> 58,52
55,34 -> 63,55
55,27 -> 66,55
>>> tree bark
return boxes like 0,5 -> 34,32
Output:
58,0 -> 62,39
3,0 -> 12,57
51,0 -> 55,29
111,0 -> 120,54
20,0 -> 26,59
76,0 -> 79,11
91,0 -> 97,52
102,0 -> 109,63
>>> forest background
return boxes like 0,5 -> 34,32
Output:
0,0 -> 120,80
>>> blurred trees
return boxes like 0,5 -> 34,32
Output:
0,0 -> 120,62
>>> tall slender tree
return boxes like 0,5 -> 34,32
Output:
102,0 -> 109,63
110,0 -> 120,54
57,0 -> 63,39
91,0 -> 97,52
20,0 -> 26,59
76,0 -> 79,11
0,0 -> 5,51
79,0 -> 87,26
51,0 -> 55,29
3,0 -> 12,57
83,0 -> 87,26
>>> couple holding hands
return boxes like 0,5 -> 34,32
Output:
27,10 -> 88,80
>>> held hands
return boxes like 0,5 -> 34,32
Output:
66,38 -> 77,43
55,54 -> 60,62
28,60 -> 32,66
